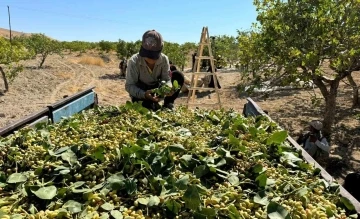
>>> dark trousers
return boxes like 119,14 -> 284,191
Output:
131,71 -> 185,110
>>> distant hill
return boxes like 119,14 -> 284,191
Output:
0,27 -> 33,39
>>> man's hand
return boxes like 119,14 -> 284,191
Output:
145,90 -> 160,102
309,134 -> 317,142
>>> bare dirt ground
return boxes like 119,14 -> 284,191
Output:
0,53 -> 359,184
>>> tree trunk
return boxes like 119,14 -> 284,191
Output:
313,77 -> 340,138
347,74 -> 359,107
39,54 -> 47,68
0,66 -> 9,92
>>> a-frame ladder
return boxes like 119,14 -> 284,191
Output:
187,27 -> 221,109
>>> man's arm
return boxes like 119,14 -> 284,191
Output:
125,59 -> 146,99
315,138 -> 330,152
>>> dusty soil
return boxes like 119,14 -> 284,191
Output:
0,53 -> 359,184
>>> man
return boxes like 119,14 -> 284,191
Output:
206,63 -> 222,89
296,120 -> 330,160
192,53 -> 197,70
125,30 -> 184,111
119,58 -> 127,78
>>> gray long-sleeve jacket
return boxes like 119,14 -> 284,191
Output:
304,136 -> 330,157
125,53 -> 172,99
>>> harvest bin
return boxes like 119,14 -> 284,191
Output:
243,97 -> 360,214
0,89 -> 359,214
0,87 -> 98,137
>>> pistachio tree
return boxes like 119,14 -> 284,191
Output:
241,0 -> 360,137
24,34 -> 63,68
0,37 -> 32,92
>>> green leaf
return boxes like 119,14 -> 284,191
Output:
100,213 -> 109,219
325,206 -> 334,217
267,130 -> 287,145
229,134 -> 240,147
254,191 -> 269,206
69,181 -> 86,189
63,200 -> 82,213
252,164 -> 264,173
267,202 -> 291,219
194,208 -> 216,219
168,144 -> 186,153
137,198 -> 149,206
183,185 -> 201,210
165,200 -> 181,214
173,80 -> 179,89
216,158 -> 226,167
92,146 -> 105,161
340,197 -> 355,211
53,146 -> 70,156
60,169 -> 70,175
280,152 -> 302,165
296,187 -> 308,197
31,186 -> 57,200
110,210 -> 123,219
28,204 -> 38,214
101,202 -> 114,211
177,128 -> 192,136
124,178 -> 137,195
256,173 -> 267,187
7,173 -> 27,184
228,174 -> 240,186
10,214 -> 23,219
250,152 -> 263,158
61,150 -> 78,166
148,195 -> 160,207
175,175 -> 189,190
249,126 -> 257,137
194,165 -> 209,178
228,204 -> 241,219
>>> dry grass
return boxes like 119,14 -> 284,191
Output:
53,72 -> 72,79
78,56 -> 105,66
66,86 -> 82,93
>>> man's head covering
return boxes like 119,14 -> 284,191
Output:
139,30 -> 164,60
310,120 -> 323,131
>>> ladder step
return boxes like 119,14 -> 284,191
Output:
195,56 -> 213,60
188,87 -> 217,90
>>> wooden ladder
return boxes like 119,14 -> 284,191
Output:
186,26 -> 222,109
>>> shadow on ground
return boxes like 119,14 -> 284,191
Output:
99,73 -> 124,81
24,65 -> 53,70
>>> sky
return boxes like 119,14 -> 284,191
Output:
0,0 -> 258,44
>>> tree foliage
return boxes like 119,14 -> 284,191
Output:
23,34 -> 63,68
213,35 -> 238,67
98,40 -> 116,53
0,37 -> 33,92
240,0 -> 360,136
62,41 -> 96,54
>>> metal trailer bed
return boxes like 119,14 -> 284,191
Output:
0,88 -> 359,214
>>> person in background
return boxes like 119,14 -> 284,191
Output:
125,30 -> 182,111
207,62 -> 222,89
296,120 -> 330,160
119,58 -> 127,78
192,53 -> 197,70
167,62 -> 185,101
